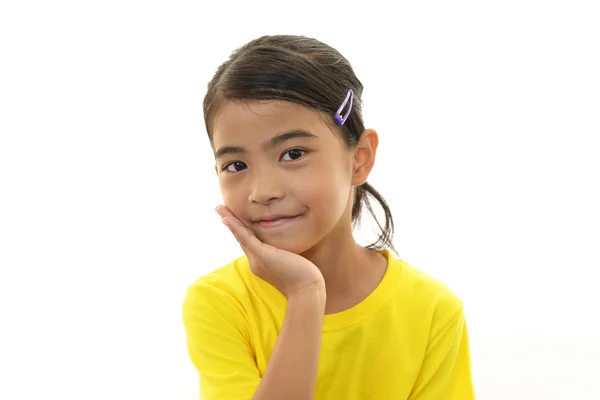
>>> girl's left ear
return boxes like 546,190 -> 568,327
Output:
351,128 -> 379,186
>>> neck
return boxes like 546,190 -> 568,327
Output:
299,222 -> 387,312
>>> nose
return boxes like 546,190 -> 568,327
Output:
247,170 -> 284,204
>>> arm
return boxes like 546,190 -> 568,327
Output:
409,305 -> 476,399
182,282 -> 325,400
182,282 -> 262,399
253,287 -> 326,400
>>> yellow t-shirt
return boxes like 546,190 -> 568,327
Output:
182,249 -> 475,399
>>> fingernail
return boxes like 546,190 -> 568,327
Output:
221,218 -> 231,229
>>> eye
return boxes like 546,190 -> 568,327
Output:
223,161 -> 247,173
281,149 -> 307,161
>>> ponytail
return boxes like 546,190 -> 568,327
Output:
352,182 -> 397,255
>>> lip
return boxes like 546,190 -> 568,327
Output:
255,215 -> 300,229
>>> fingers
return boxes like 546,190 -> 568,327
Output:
216,206 -> 264,255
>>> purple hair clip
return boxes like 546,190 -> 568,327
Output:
334,89 -> 354,125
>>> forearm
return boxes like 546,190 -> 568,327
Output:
252,288 -> 326,400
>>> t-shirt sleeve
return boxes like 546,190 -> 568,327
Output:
182,280 -> 261,399
409,303 -> 476,399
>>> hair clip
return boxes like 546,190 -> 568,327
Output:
334,89 -> 354,125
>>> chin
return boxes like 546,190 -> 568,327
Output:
259,235 -> 314,255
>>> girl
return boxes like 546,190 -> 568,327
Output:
182,34 -> 475,399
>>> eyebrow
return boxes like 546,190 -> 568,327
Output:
214,129 -> 319,160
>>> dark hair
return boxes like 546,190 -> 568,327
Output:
203,34 -> 397,255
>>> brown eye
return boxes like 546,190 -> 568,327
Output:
281,149 -> 306,161
224,161 -> 247,173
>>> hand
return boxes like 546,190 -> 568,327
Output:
216,206 -> 326,299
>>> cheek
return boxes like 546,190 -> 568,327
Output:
219,179 -> 246,215
299,168 -> 350,218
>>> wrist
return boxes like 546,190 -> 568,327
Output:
287,284 -> 326,305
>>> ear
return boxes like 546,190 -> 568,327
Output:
350,128 -> 379,186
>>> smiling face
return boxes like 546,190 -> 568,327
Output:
210,100 -> 359,254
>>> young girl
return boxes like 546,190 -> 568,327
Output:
182,34 -> 475,399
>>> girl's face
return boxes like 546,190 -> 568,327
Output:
211,100 -> 360,254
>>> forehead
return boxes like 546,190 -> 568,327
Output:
211,100 -> 334,146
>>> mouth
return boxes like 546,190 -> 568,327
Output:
254,215 -> 301,229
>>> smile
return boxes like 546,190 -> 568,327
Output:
255,215 -> 301,229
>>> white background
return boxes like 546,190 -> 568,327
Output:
1,1 -> 599,399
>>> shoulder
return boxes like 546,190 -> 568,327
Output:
394,257 -> 465,332
182,255 -> 251,323
186,254 -> 249,293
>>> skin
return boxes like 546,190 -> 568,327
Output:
211,100 -> 387,313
